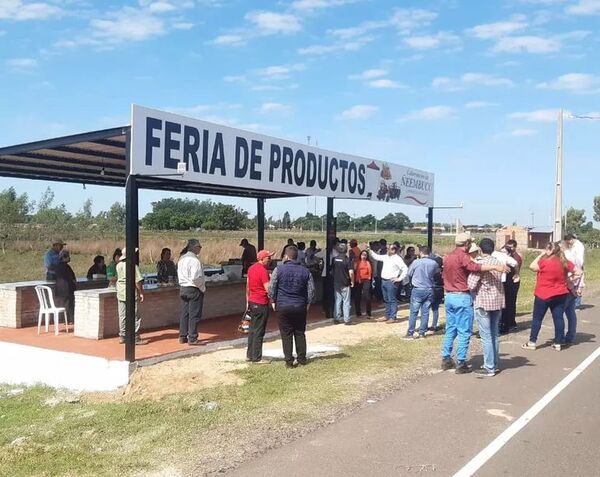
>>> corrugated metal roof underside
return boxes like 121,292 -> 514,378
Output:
0,126 -> 300,200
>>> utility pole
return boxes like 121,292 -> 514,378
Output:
553,109 -> 564,241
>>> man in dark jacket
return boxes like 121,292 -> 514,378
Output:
54,249 -> 76,324
269,246 -> 316,368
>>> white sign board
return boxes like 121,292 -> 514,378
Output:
130,105 -> 434,207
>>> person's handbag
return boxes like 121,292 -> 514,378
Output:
238,308 -> 251,334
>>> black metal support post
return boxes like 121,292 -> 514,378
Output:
257,198 -> 265,251
125,132 -> 139,363
427,207 -> 434,252
323,198 -> 335,318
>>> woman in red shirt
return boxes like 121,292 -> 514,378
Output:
354,250 -> 373,318
523,242 -> 581,351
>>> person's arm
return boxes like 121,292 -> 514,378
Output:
467,271 -> 481,291
529,252 -> 545,272
394,258 -> 409,283
368,249 -> 384,262
407,261 -> 416,281
307,273 -> 316,306
349,269 -> 355,287
268,267 -> 279,309
135,266 -> 145,302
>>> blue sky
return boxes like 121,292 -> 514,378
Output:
1,0 -> 599,227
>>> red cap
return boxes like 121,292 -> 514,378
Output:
257,250 -> 275,260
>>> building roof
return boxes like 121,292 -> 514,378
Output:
529,226 -> 554,234
0,127 -> 300,200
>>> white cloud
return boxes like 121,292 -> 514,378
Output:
223,75 -> 246,82
173,22 -> 194,30
91,9 -> 165,42
298,36 -> 372,55
404,32 -> 460,50
256,63 -> 305,80
511,128 -> 538,136
165,103 -> 242,119
6,57 -> 38,71
0,0 -> 62,21
465,101 -> 498,109
433,73 -> 514,91
148,2 -> 176,13
337,105 -> 379,120
211,34 -> 246,46
466,19 -> 528,39
400,106 -> 456,121
508,109 -> 560,122
492,35 -> 561,53
260,102 -> 293,114
245,11 -> 302,34
537,73 -> 600,93
349,68 -> 387,80
368,79 -> 405,89
291,0 -> 361,11
566,0 -> 600,15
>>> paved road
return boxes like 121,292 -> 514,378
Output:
227,300 -> 600,477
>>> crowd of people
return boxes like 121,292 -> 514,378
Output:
42,230 -> 586,373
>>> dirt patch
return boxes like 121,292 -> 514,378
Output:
86,305 -> 446,404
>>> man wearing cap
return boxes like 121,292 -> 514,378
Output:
332,242 -> 355,325
441,233 -> 507,374
246,250 -> 274,363
44,239 -> 66,280
369,243 -> 408,323
240,238 -> 257,275
177,239 -> 206,345
116,248 -> 148,345
269,246 -> 316,368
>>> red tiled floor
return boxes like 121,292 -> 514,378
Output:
0,308 -> 330,362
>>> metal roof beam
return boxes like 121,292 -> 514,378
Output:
0,126 -> 129,156
53,145 -> 126,161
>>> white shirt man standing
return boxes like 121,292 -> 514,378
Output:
369,243 -> 408,323
177,239 -> 206,345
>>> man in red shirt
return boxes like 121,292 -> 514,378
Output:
441,233 -> 507,374
246,250 -> 274,364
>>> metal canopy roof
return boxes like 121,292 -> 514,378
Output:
0,126 -> 300,200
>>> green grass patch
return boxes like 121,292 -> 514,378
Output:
0,334 -> 440,476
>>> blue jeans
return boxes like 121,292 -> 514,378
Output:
441,292 -> 474,362
381,280 -> 399,320
475,308 -> 501,372
564,294 -> 577,343
334,286 -> 352,323
529,294 -> 568,344
408,288 -> 433,336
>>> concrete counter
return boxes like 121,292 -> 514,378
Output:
0,278 -> 108,328
74,279 -> 247,339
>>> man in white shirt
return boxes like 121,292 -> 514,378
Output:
177,239 -> 206,345
369,243 -> 408,323
564,233 -> 585,309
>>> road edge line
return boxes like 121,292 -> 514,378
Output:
453,344 -> 600,477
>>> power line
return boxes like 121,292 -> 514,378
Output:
566,113 -> 600,120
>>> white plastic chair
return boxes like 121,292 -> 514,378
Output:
34,285 -> 69,335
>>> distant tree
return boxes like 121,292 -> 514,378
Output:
32,187 -> 71,225
0,187 -> 30,224
293,212 -> 321,231
378,212 -> 412,232
336,212 -> 352,231
105,202 -> 126,229
282,211 -> 291,229
353,214 -> 377,232
594,196 -> 600,222
565,207 -> 587,235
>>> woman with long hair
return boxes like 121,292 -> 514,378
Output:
156,247 -> 177,283
354,250 -> 373,319
522,242 -> 581,351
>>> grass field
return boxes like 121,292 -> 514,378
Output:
1,232 -> 599,475
0,334 -> 442,477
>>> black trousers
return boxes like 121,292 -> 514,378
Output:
354,281 -> 372,316
55,295 -> 74,324
278,306 -> 307,364
373,276 -> 383,301
180,287 -> 204,341
247,302 -> 269,361
501,280 -> 520,331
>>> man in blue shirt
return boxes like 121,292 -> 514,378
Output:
44,239 -> 66,281
405,246 -> 441,339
